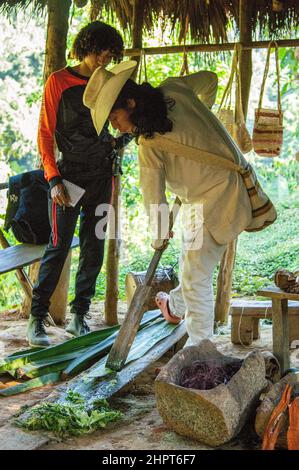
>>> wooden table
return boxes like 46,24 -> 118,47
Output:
258,286 -> 299,373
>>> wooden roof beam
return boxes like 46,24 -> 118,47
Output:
124,38 -> 299,56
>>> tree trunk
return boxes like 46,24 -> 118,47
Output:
214,0 -> 252,325
22,0 -> 72,323
104,175 -> 121,325
43,0 -> 72,81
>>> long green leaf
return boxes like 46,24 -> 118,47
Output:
17,361 -> 71,379
1,311 -> 161,376
0,373 -> 60,397
8,346 -> 44,358
62,310 -> 162,378
0,324 -> 120,374
89,319 -> 178,379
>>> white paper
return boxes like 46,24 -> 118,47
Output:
62,179 -> 86,207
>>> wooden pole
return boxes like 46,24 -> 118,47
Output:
214,0 -> 253,326
238,0 -> 253,119
104,175 -> 121,325
214,240 -> 237,325
124,38 -> 299,57
22,0 -> 72,323
104,0 -> 144,325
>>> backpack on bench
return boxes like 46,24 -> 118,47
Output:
4,170 -> 51,245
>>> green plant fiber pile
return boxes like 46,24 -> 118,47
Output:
16,391 -> 122,437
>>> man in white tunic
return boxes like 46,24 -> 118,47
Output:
84,68 -> 254,346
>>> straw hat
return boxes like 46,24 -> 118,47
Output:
83,60 -> 137,134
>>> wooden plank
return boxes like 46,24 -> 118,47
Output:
0,236 -> 79,275
230,300 -> 299,317
258,286 -> 299,301
0,229 -> 32,299
272,299 -> 290,373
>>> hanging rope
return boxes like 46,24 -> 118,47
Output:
257,40 -> 282,124
218,45 -> 238,112
180,44 -> 190,76
138,48 -> 148,83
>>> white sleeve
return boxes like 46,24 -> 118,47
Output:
138,145 -> 169,248
181,71 -> 218,108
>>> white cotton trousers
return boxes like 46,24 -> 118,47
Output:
169,224 -> 227,346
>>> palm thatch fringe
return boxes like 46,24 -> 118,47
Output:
0,0 -> 298,43
0,0 -> 47,16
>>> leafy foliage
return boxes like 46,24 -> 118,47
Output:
16,390 -> 122,437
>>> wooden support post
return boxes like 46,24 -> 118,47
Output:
43,0 -> 71,81
272,298 -> 290,373
214,239 -> 237,324
104,175 -> 121,326
215,0 -> 253,326
104,0 -> 144,325
48,250 -> 72,325
239,0 -> 253,118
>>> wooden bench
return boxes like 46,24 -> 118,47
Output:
230,299 -> 299,347
0,229 -> 79,324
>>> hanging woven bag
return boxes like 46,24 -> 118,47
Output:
252,41 -> 284,157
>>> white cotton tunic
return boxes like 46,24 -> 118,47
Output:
138,71 -> 252,245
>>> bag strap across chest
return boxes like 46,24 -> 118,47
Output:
139,134 -> 246,175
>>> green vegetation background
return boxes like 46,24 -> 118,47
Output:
0,8 -> 298,310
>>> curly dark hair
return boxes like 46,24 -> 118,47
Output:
111,79 -> 175,139
70,21 -> 124,62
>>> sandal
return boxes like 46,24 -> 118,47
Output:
155,291 -> 181,324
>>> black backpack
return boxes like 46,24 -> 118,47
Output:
4,170 -> 51,245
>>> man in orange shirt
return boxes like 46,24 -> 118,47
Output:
27,22 -> 135,346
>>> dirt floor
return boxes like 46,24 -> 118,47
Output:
0,301 -> 298,451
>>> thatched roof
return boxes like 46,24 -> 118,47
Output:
0,0 -> 47,16
0,0 -> 298,43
